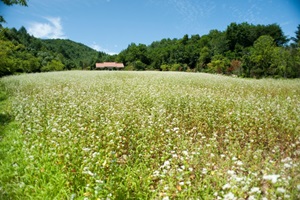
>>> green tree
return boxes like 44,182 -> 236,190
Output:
41,60 -> 64,72
0,0 -> 27,23
291,24 -> 300,46
207,55 -> 230,74
198,46 -> 211,70
250,35 -> 276,77
0,39 -> 16,76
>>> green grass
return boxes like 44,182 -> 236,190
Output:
0,71 -> 299,199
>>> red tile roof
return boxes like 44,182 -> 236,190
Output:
96,62 -> 124,68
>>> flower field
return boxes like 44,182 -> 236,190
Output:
0,71 -> 299,199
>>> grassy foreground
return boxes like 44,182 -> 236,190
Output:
0,71 -> 299,199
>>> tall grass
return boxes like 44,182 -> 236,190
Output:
0,71 -> 299,199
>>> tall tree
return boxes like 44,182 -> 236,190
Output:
291,24 -> 300,46
0,0 -> 27,23
250,35 -> 276,77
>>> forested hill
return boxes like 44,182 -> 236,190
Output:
1,22 -> 300,78
116,23 -> 300,78
42,39 -> 106,69
0,26 -> 110,77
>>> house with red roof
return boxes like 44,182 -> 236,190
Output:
95,62 -> 124,70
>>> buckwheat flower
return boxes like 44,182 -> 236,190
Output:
232,157 -> 237,161
224,192 -> 236,200
95,180 -> 104,184
162,196 -> 169,200
227,170 -> 235,176
222,183 -> 231,190
82,147 -> 90,152
182,150 -> 188,156
153,170 -> 160,176
173,127 -> 179,131
281,157 -> 292,163
234,176 -> 243,182
179,181 -> 184,186
172,154 -> 178,158
235,160 -> 243,166
250,187 -> 260,193
202,168 -> 208,174
248,195 -> 256,200
284,163 -> 292,168
277,187 -> 286,193
263,174 -> 280,184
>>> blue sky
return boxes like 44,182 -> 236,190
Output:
1,0 -> 300,54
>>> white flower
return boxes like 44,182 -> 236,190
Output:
82,147 -> 90,152
277,187 -> 286,193
250,187 -> 260,193
248,195 -> 256,200
222,183 -> 231,190
235,160 -> 243,166
173,127 -> 179,131
297,184 -> 300,191
263,174 -> 280,184
234,176 -> 243,182
227,170 -> 235,176
224,192 -> 236,200
281,157 -> 292,163
284,163 -> 292,168
162,196 -> 169,200
163,160 -> 170,166
232,157 -> 238,161
182,150 -> 188,156
179,181 -> 184,186
202,168 -> 208,174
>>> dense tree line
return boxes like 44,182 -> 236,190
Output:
117,23 -> 300,78
0,26 -> 109,77
1,22 -> 300,78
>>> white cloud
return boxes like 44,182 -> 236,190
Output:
28,17 -> 65,39
90,42 -> 117,55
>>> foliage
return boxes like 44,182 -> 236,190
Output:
0,26 -> 110,77
0,71 -> 299,199
2,22 -> 300,78
0,0 -> 27,23
116,23 -> 299,78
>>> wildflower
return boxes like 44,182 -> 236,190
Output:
173,127 -> 179,131
263,174 -> 280,184
232,157 -> 238,161
277,187 -> 286,193
224,192 -> 236,200
82,147 -> 90,152
222,183 -> 231,190
163,160 -> 170,168
297,184 -> 300,191
202,168 -> 208,174
281,157 -> 292,163
162,196 -> 169,200
250,187 -> 260,193
182,150 -> 188,156
227,170 -> 235,176
179,181 -> 184,186
235,160 -> 243,166
284,163 -> 292,168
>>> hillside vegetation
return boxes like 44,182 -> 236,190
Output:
0,71 -> 299,199
0,26 -> 110,77
1,23 -> 300,78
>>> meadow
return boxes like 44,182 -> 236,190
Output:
0,71 -> 299,199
